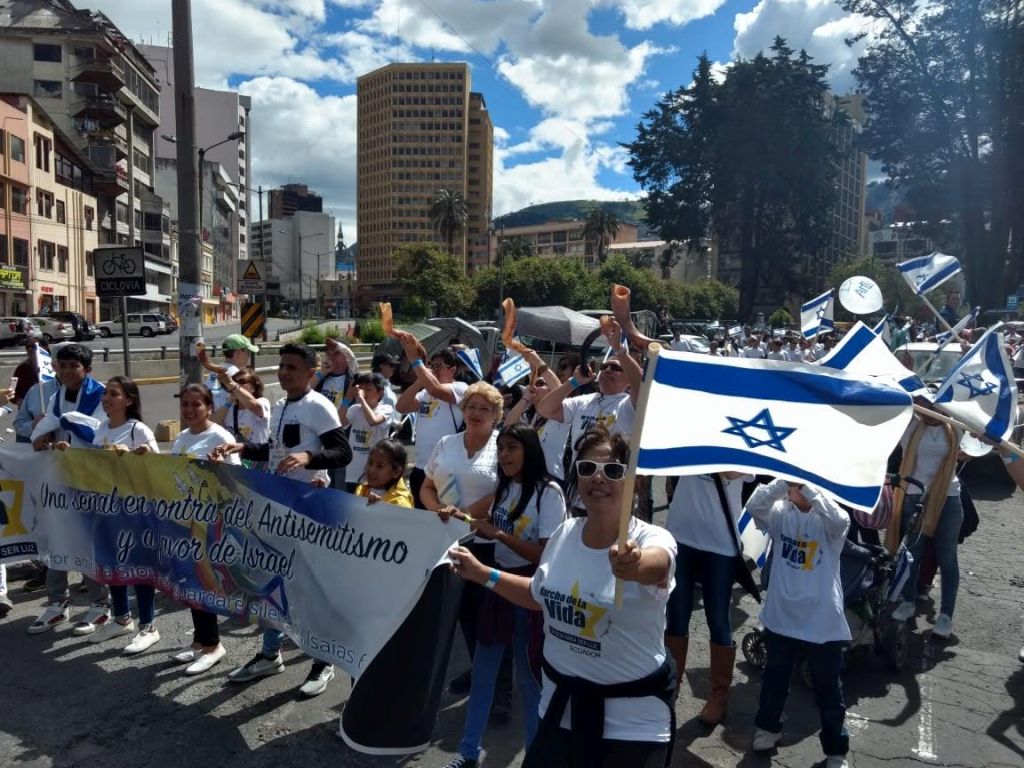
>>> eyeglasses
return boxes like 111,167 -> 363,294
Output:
601,363 -> 623,373
429,363 -> 448,371
575,460 -> 627,481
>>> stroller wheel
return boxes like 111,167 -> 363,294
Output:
880,618 -> 910,671
741,630 -> 767,669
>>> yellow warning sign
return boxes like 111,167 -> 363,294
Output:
242,262 -> 261,281
238,260 -> 265,294
241,302 -> 265,341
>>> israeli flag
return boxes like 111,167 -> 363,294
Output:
35,344 -> 54,382
636,351 -> 913,511
932,324 -> 1016,442
456,348 -> 484,381
801,289 -> 834,339
819,321 -> 927,395
496,352 -> 531,386
935,305 -> 979,346
872,315 -> 891,346
737,509 -> 770,568
897,251 -> 962,296
728,325 -> 743,339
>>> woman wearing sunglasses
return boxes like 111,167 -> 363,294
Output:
504,348 -> 571,482
448,426 -> 677,767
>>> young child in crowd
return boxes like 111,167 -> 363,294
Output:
356,439 -> 414,508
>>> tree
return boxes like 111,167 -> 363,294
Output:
583,207 -> 621,264
393,243 -> 474,317
768,308 -> 793,328
429,188 -> 469,257
497,236 -> 534,262
625,43 -> 843,319
472,256 -> 595,316
841,0 -> 1023,308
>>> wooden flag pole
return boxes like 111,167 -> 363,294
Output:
912,403 -> 1024,459
614,342 -> 662,608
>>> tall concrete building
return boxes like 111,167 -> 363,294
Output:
268,183 -> 321,219
0,0 -> 168,318
250,210 -> 334,317
356,62 -> 493,305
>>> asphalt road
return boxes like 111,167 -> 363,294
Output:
78,317 -> 300,353
1,465 -> 1023,767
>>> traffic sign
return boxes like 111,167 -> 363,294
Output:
95,246 -> 145,297
1007,295 -> 1019,310
238,260 -> 265,294
241,301 -> 266,341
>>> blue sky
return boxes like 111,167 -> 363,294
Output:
90,0 -> 871,242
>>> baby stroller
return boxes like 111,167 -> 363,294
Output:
740,475 -> 924,681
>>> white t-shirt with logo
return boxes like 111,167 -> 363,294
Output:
746,479 -> 850,643
531,516 -> 677,742
92,419 -> 159,453
424,430 -> 498,509
209,363 -> 240,412
171,423 -> 241,464
562,392 -> 635,453
533,416 -> 571,480
268,390 -> 342,485
413,382 -> 469,469
225,398 -> 271,445
346,401 -> 395,484
491,480 -> 566,569
316,370 -> 351,411
665,473 -> 754,557
900,423 -> 961,497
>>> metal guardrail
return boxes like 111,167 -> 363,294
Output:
0,341 -> 377,363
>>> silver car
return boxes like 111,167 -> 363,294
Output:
31,316 -> 75,343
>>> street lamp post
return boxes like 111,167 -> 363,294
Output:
278,229 -> 325,321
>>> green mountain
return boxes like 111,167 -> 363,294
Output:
498,199 -> 648,229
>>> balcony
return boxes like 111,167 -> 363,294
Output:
88,128 -> 128,158
86,144 -> 129,197
73,94 -> 126,126
71,55 -> 125,92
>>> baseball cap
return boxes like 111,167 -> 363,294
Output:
222,333 -> 259,353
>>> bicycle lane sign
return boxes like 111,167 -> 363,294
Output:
95,246 -> 146,297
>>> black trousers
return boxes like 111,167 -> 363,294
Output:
522,719 -> 669,768
191,608 -> 219,647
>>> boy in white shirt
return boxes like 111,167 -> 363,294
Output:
745,479 -> 851,768
339,372 -> 394,491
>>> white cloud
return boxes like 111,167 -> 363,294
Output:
609,0 -> 730,30
733,0 -> 871,93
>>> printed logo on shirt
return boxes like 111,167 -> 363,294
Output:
578,412 -> 617,433
0,479 -> 27,535
539,581 -> 609,656
352,428 -> 371,451
780,534 -> 821,570
418,399 -> 439,418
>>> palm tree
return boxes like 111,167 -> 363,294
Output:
430,188 -> 469,256
583,206 -> 621,264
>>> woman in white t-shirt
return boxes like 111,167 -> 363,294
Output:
664,472 -> 753,727
167,384 -> 239,677
447,426 -> 678,768
445,423 -> 566,768
503,350 -> 571,482
339,372 -> 394,492
84,376 -> 163,655
216,370 -> 271,452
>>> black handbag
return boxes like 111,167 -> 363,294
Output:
712,474 -> 762,603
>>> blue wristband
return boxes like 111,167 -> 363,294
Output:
411,359 -> 424,369
1003,452 -> 1020,464
341,398 -> 353,407
568,376 -> 579,390
484,568 -> 500,590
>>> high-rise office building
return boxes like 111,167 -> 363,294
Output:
356,62 -> 493,305
268,183 -> 322,219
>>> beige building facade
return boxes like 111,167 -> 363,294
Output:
491,219 -> 639,268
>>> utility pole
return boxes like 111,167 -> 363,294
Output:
123,106 -> 135,378
172,0 -> 202,385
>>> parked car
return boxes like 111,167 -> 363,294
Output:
0,317 -> 40,347
96,313 -> 167,338
899,342 -> 966,386
44,311 -> 96,341
30,316 -> 75,343
160,313 -> 178,333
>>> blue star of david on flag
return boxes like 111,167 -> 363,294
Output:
722,408 -> 796,452
957,372 -> 996,399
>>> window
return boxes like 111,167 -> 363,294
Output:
57,245 -> 68,273
33,80 -> 62,99
34,134 -> 51,171
72,46 -> 94,60
55,199 -> 65,223
0,181 -> 4,210
10,135 -> 25,163
11,186 -> 28,214
86,249 -> 93,276
36,190 -> 54,218
33,43 -> 62,62
38,240 -> 55,270
0,128 -> 4,155
115,201 -> 128,223
143,212 -> 161,231
13,238 -> 28,267
84,205 -> 95,231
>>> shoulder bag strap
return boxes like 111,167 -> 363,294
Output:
711,473 -> 743,556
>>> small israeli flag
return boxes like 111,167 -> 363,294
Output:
496,352 -> 531,386
801,289 -> 835,339
932,324 -> 1016,443
456,348 -> 484,381
819,321 -> 926,395
35,345 -> 54,382
728,325 -> 743,339
935,305 -> 979,346
897,251 -> 962,296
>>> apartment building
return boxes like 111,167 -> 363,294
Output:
0,94 -> 99,318
0,0 -> 168,319
491,219 -> 639,267
250,210 -> 335,316
356,62 -> 493,305
268,183 -> 321,219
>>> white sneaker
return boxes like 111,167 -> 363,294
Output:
27,601 -> 70,634
891,600 -> 915,622
184,644 -> 226,675
124,625 -> 161,655
89,616 -> 135,644
228,652 -> 285,683
825,756 -> 849,768
299,662 -> 335,697
932,613 -> 953,638
169,645 -> 199,664
752,727 -> 782,751
71,604 -> 111,636
1018,644 -> 1024,663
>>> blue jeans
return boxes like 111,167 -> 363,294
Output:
457,607 -> 540,760
666,543 -> 734,646
110,584 -> 156,626
262,628 -> 286,656
755,630 -> 848,756
900,494 -> 962,617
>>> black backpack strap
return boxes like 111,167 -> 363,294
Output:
712,474 -> 761,603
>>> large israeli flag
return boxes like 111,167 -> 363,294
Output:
636,351 -> 913,511
897,252 -> 962,296
872,315 -> 891,346
932,324 -> 1016,442
801,289 -> 834,339
819,321 -> 926,395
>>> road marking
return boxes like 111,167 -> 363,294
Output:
913,639 -> 938,761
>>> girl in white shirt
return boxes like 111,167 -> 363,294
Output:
217,371 -> 271,450
86,376 -> 162,654
167,384 -> 239,676
339,372 -> 394,492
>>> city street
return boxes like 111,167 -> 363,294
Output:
74,317 -> 300,353
1,464 -> 1022,768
